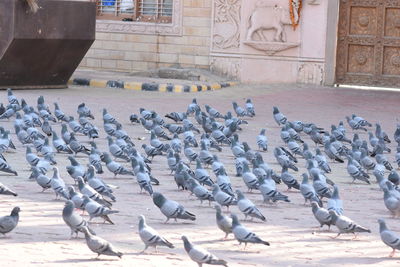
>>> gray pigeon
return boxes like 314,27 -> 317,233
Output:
212,184 -> 237,210
152,192 -> 196,223
0,207 -> 20,235
0,156 -> 18,176
311,202 -> 333,230
215,205 -> 232,239
182,235 -> 228,267
86,165 -> 115,201
327,185 -> 344,215
62,200 -> 95,238
102,152 -> 134,177
81,226 -> 123,258
82,195 -> 119,224
187,178 -> 214,205
0,182 -> 17,196
138,215 -> 174,252
236,190 -> 266,221
300,173 -> 321,206
329,210 -> 371,239
383,188 -> 400,217
378,218 -> 400,257
195,159 -> 214,186
231,214 -> 270,249
272,106 -> 287,126
256,129 -> 268,151
50,167 -> 70,200
77,177 -> 112,208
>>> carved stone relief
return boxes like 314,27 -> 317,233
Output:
243,2 -> 300,55
210,57 -> 241,80
297,63 -> 324,85
96,0 -> 183,35
212,0 -> 241,50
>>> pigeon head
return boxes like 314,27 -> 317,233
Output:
181,236 -> 192,252
235,190 -> 244,200
260,128 -> 266,135
63,200 -> 75,217
301,173 -> 309,184
152,192 -> 166,208
11,207 -> 20,216
242,162 -> 250,173
77,177 -> 85,188
138,215 -> 145,230
377,218 -> 388,233
52,167 -> 60,178
272,106 -> 279,114
68,186 -> 76,196
211,184 -> 220,194
328,210 -> 339,223
310,201 -> 320,212
80,226 -> 92,237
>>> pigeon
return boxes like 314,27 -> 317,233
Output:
199,141 -> 214,166
135,164 -> 154,195
311,169 -> 332,199
195,159 -> 214,186
256,129 -> 268,151
102,152 -> 134,177
300,173 -> 321,206
186,98 -> 200,115
81,227 -> 123,258
215,204 -> 233,239
273,106 -> 287,126
153,125 -> 171,140
274,147 -> 298,171
346,116 -> 367,131
86,165 -> 116,201
138,215 -> 174,252
232,101 -> 247,117
281,166 -> 300,190
388,170 -> 400,186
30,167 -> 51,191
329,210 -> 371,238
77,103 -> 94,119
205,105 -> 224,119
62,200 -> 95,238
182,235 -> 228,267
0,207 -> 20,235
346,157 -> 370,184
165,111 -> 187,122
323,140 -> 344,163
241,162 -> 260,191
61,123 -> 72,144
170,133 -> 182,154
68,132 -> 90,155
152,192 -> 196,223
54,102 -> 68,122
51,131 -> 73,153
246,98 -> 255,116
327,185 -> 344,215
259,170 -> 290,203
184,141 -> 198,164
311,202 -> 333,230
66,156 -> 86,182
50,167 -> 70,200
212,184 -> 237,210
89,148 -> 104,174
231,214 -> 270,249
378,219 -> 400,257
129,113 -> 139,123
77,177 -> 112,208
236,190 -> 266,221
82,195 -> 118,224
383,188 -> 400,217
107,136 -> 129,161
0,182 -> 17,196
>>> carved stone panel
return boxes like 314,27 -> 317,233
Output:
212,0 -> 241,50
336,0 -> 400,87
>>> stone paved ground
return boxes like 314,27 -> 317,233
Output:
1,84 -> 400,266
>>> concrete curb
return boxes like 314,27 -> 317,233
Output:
68,77 -> 238,92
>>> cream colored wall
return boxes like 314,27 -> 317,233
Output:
80,0 -> 212,72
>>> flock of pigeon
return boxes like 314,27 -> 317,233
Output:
0,88 -> 400,266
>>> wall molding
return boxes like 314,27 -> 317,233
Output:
96,0 -> 183,36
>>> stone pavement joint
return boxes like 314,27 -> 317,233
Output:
68,77 -> 237,93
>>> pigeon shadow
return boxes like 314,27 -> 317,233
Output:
318,256 -> 398,264
51,258 -> 120,263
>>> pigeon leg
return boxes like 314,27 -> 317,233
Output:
330,233 -> 341,239
164,218 -> 170,224
352,233 -> 358,240
139,246 -> 148,254
223,233 -> 229,240
389,248 -> 396,258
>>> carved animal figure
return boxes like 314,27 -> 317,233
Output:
246,5 -> 292,42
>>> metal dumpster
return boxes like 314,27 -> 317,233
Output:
0,0 -> 96,89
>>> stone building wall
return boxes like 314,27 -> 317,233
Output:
80,0 -> 212,72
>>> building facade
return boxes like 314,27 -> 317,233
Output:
81,0 -> 400,87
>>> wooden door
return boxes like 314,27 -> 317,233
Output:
336,0 -> 400,87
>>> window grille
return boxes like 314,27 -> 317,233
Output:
96,0 -> 173,23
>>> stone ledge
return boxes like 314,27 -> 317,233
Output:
68,77 -> 237,93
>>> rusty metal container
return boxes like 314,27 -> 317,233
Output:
0,0 -> 96,89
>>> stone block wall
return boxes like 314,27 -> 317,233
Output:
80,0 -> 212,72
